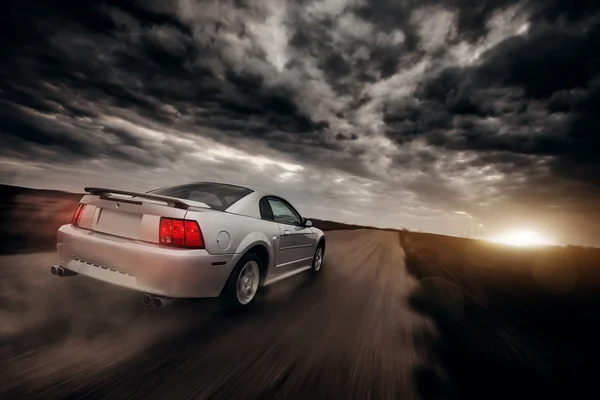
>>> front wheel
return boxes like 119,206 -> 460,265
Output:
311,244 -> 324,273
222,253 -> 262,309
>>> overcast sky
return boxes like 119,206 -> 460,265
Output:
1,0 -> 599,246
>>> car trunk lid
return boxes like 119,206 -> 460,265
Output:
78,187 -> 211,244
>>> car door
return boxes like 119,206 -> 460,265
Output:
264,197 -> 317,272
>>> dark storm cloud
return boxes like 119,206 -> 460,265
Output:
335,132 -> 359,141
528,0 -> 600,24
353,0 -> 512,44
0,106 -> 94,160
0,0 -> 335,167
476,24 -> 600,99
401,16 -> 600,163
286,9 -> 411,93
379,1 -> 600,233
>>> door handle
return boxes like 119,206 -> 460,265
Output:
284,230 -> 290,235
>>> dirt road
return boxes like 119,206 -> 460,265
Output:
0,230 -> 439,399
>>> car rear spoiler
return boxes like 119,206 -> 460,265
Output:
83,187 -> 211,210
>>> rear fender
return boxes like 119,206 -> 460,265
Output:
230,231 -> 274,274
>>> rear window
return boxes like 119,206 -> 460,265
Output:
148,183 -> 253,211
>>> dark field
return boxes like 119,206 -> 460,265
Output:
0,185 -> 82,255
1,184 -> 600,399
400,231 -> 600,399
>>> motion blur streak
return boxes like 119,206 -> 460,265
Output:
0,230 -> 439,399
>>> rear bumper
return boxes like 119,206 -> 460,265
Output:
56,224 -> 236,298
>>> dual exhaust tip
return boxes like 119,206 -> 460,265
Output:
50,266 -> 172,309
141,293 -> 174,309
50,265 -> 77,277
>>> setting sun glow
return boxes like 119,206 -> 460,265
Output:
487,229 -> 554,247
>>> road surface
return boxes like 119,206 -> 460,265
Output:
0,230 -> 440,399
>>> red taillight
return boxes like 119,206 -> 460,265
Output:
170,220 -> 185,247
160,218 -> 173,244
71,204 -> 86,226
184,220 -> 203,248
159,218 -> 204,249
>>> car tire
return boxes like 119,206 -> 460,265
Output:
222,252 -> 262,310
311,243 -> 325,274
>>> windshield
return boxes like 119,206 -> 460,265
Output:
148,183 -> 253,211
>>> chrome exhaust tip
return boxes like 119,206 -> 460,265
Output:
152,296 -> 174,309
50,265 -> 58,275
57,267 -> 77,277
141,293 -> 152,306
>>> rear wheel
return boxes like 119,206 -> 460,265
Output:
311,244 -> 324,273
222,253 -> 262,309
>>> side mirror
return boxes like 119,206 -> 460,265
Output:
304,219 -> 313,227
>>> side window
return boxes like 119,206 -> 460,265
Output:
267,198 -> 302,226
259,197 -> 275,221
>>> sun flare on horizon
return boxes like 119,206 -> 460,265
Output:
487,228 -> 555,247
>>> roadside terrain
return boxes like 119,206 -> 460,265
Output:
400,231 -> 600,399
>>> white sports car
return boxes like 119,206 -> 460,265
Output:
51,182 -> 326,308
